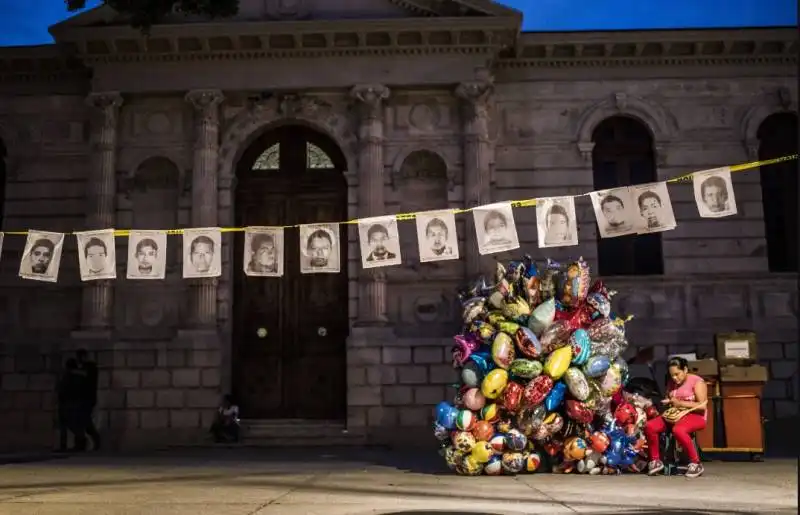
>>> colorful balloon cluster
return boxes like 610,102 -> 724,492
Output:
434,256 -> 658,476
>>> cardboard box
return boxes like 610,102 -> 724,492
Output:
688,358 -> 719,378
715,331 -> 758,366
720,364 -> 769,383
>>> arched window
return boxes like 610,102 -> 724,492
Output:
252,142 -> 333,171
592,116 -> 663,276
758,112 -> 798,272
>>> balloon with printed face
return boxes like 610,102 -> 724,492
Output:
559,258 -> 591,307
491,332 -> 516,369
481,368 -> 508,399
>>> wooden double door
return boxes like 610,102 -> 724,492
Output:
232,127 -> 349,420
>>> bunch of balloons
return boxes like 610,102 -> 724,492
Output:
434,255 -> 658,476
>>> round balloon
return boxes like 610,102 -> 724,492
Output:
505,429 -> 528,452
470,440 -> 494,464
484,454 -> 504,475
462,388 -> 486,411
435,402 -> 458,429
459,455 -> 484,476
443,446 -> 463,470
480,402 -> 501,423
523,452 -> 542,472
544,345 -> 572,380
452,431 -> 476,453
563,436 -> 588,461
501,452 -> 526,474
456,409 -> 477,431
481,368 -> 509,399
489,433 -> 507,453
460,361 -> 482,387
472,420 -> 494,442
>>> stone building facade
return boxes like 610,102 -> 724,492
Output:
0,0 -> 796,449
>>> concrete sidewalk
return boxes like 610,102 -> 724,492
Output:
0,448 -> 795,514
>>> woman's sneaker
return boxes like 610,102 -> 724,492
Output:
685,463 -> 704,478
647,460 -> 665,476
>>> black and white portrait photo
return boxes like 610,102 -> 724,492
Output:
630,182 -> 677,234
415,210 -> 459,263
243,227 -> 284,277
473,202 -> 520,255
536,196 -> 579,248
19,230 -> 65,283
76,229 -> 117,281
182,228 -> 222,279
0,232 -> 4,265
299,223 -> 340,274
693,167 -> 737,218
589,187 -> 640,238
358,216 -> 402,269
127,230 -> 167,280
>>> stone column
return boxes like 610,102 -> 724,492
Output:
185,89 -> 224,328
456,77 -> 494,278
81,92 -> 123,331
350,84 -> 390,325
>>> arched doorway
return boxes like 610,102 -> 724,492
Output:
233,125 -> 349,420
592,116 -> 663,276
758,112 -> 798,272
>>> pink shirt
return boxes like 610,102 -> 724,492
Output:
667,374 -> 706,420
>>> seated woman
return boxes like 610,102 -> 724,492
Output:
644,357 -> 708,478
210,394 -> 240,443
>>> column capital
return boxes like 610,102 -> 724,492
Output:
185,89 -> 224,112
86,91 -> 123,111
350,84 -> 390,119
455,79 -> 493,107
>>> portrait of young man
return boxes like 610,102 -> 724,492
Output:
359,217 -> 401,269
83,238 -> 108,275
127,231 -> 167,280
537,197 -> 579,248
473,203 -> 520,255
182,229 -> 222,278
300,224 -> 340,274
631,183 -> 677,233
694,171 -> 737,218
19,231 -> 64,283
244,230 -> 283,277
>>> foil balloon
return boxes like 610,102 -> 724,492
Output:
444,447 -> 463,470
559,257 -> 591,307
435,401 -> 458,429
600,363 -> 623,396
569,329 -> 591,365
489,433 -> 507,453
565,399 -> 594,424
538,259 -> 562,301
496,418 -> 513,434
589,431 -> 610,453
480,402 -> 501,423
470,441 -> 494,463
522,375 -> 554,407
496,320 -> 521,335
563,436 -> 589,461
502,297 -> 531,322
540,320 -> 571,354
459,455 -> 484,476
460,361 -> 482,387
544,345 -> 572,380
433,422 -> 450,441
484,455 -> 503,475
614,402 -> 637,426
523,452 -> 542,472
461,297 -> 486,325
481,368 -> 508,399
527,298 -> 556,337
487,311 -> 506,326
467,351 -> 493,375
463,388 -> 486,411
583,355 -> 611,378
452,431 -> 477,453
453,384 -> 469,407
515,406 -> 544,436
470,320 -> 496,343
544,381 -> 567,411
505,429 -> 528,451
502,381 -> 524,413
563,367 -> 591,401
451,334 -> 482,368
501,452 -> 526,474
509,359 -> 543,380
491,332 -> 516,369
513,327 -> 542,359
588,317 -> 625,343
586,291 -> 611,319
487,290 -> 506,310
534,413 -> 564,442
472,420 -> 494,442
456,409 -> 477,431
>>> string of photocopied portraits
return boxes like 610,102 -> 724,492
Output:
1,153 -> 797,237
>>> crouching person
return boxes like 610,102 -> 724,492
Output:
210,394 -> 240,443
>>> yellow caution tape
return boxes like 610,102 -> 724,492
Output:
1,154 -> 796,236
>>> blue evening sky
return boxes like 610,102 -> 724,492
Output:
0,0 -> 795,47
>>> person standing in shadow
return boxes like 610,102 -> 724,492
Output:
76,349 -> 102,450
57,359 -> 86,452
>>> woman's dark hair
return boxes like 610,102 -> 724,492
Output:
667,357 -> 689,370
